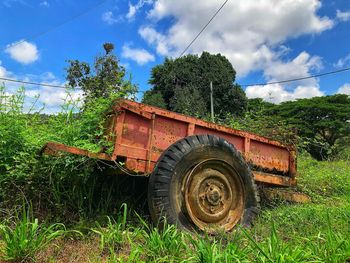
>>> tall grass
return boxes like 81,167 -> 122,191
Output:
1,86 -> 349,262
135,216 -> 188,262
189,234 -> 250,263
91,204 -> 134,254
0,86 -> 129,224
0,208 -> 66,261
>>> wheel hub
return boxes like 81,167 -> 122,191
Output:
206,184 -> 221,206
184,159 -> 245,233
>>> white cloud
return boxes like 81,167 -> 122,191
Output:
264,52 -> 322,81
337,83 -> 350,95
121,44 -> 155,65
25,85 -> 83,108
5,40 -> 39,64
21,72 -> 83,110
0,61 -> 10,78
336,10 -> 350,22
138,0 -> 333,102
138,26 -> 170,55
246,84 -> 324,103
334,53 -> 350,68
40,1 -> 49,7
245,51 -> 324,103
127,3 -> 137,19
143,0 -> 333,76
0,62 -> 83,113
102,11 -> 122,25
126,0 -> 153,20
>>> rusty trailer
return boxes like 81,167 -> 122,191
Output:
42,99 -> 301,233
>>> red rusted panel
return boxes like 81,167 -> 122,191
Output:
253,171 -> 296,186
43,99 -> 298,187
152,115 -> 189,151
41,142 -> 112,161
114,100 -> 295,178
248,140 -> 290,173
119,111 -> 150,149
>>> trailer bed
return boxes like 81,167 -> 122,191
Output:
42,99 -> 297,187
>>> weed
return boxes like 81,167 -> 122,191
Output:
92,204 -> 128,253
188,230 -> 252,263
136,215 -> 189,262
242,223 -> 309,262
1,85 -> 349,262
306,215 -> 350,262
0,208 -> 66,261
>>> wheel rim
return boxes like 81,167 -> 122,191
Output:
183,159 -> 245,232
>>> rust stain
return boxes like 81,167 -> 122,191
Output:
262,188 -> 310,203
40,142 -> 111,161
42,99 -> 298,188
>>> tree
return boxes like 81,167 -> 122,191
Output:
170,85 -> 206,117
66,43 -> 137,102
265,94 -> 350,160
247,98 -> 274,113
144,52 -> 247,118
142,91 -> 167,109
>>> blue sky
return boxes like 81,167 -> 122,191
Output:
0,0 -> 350,112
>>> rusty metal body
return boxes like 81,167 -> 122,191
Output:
42,99 -> 297,187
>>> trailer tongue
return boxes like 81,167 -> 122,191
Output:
42,99 -> 306,233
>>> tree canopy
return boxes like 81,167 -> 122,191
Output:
265,94 -> 350,160
143,52 -> 247,118
66,43 -> 137,102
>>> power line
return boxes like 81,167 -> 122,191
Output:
178,0 -> 229,57
0,77 -> 67,88
241,66 -> 350,87
1,0 -> 348,93
2,66 -> 350,91
0,77 -> 148,93
6,0 -> 108,48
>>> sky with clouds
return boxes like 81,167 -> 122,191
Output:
0,0 -> 350,112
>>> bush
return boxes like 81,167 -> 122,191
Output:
0,85 -> 126,223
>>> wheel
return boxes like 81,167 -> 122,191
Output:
148,134 -> 259,233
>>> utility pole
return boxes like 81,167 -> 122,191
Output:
210,81 -> 214,122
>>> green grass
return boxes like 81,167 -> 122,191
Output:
0,208 -> 67,261
0,86 -> 349,262
0,157 -> 349,262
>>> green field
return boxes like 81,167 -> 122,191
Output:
0,157 -> 349,262
0,88 -> 349,262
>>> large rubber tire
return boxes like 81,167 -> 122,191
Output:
148,134 -> 259,233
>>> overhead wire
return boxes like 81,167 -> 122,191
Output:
6,0 -> 108,48
240,66 -> 350,87
0,0 -> 232,94
1,0 -> 349,92
0,76 -> 149,93
0,77 -> 67,88
1,66 -> 350,91
178,0 -> 229,57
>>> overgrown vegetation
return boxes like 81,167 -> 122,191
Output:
2,155 -> 349,262
0,45 -> 349,261
0,85 -> 135,223
0,207 -> 68,261
143,52 -> 248,118
0,84 -> 349,262
66,42 -> 137,103
143,54 -> 350,161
